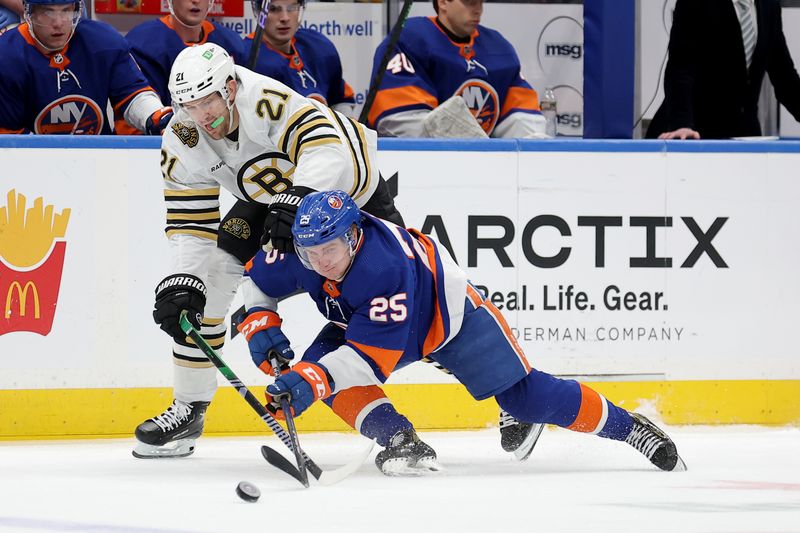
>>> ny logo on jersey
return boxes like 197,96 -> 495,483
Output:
465,59 -> 488,75
296,69 -> 318,89
35,95 -> 103,135
455,79 -> 500,135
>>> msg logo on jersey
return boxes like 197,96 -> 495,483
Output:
455,80 -> 499,135
34,95 -> 103,135
236,152 -> 296,202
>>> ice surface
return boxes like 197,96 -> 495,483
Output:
0,425 -> 798,532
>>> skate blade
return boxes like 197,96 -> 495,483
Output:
132,439 -> 196,459
381,457 -> 443,477
672,455 -> 688,472
513,423 -> 545,462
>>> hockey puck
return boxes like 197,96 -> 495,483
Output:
235,481 -> 261,503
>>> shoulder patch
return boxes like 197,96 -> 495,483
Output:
222,217 -> 252,239
171,122 -> 199,148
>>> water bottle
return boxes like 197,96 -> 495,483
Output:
541,87 -> 558,137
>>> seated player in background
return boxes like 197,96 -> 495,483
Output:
0,0 -> 22,34
244,0 -> 356,117
241,190 -> 687,475
0,0 -> 172,134
125,0 -> 246,108
366,0 -> 547,139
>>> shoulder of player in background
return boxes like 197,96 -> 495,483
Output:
125,17 -> 163,41
474,23 -> 516,53
73,18 -> 134,54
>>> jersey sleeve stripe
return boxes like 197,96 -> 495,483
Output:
347,117 -> 373,201
166,211 -> 221,222
347,340 -> 404,379
499,86 -> 541,120
330,112 -> 363,198
167,207 -> 220,215
279,106 -> 322,153
329,386 -> 388,429
289,120 -> 340,162
368,85 -> 438,128
113,86 -> 156,113
294,135 -> 341,163
165,227 -> 219,240
164,187 -> 220,197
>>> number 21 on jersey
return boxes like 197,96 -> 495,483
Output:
369,294 -> 408,322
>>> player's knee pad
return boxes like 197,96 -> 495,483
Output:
495,369 -> 582,427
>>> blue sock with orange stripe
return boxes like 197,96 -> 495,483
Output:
323,385 -> 414,447
496,369 -> 633,441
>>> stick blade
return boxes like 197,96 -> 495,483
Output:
261,445 -> 309,487
317,440 -> 375,486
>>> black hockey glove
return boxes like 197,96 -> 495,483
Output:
152,274 -> 207,342
260,186 -> 316,253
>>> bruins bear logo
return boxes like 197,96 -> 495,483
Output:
171,122 -> 199,148
222,218 -> 252,240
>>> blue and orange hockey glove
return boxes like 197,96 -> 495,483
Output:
236,308 -> 294,376
265,362 -> 333,419
145,106 -> 173,135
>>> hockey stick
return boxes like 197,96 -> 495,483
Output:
269,352 -> 309,486
178,313 -> 374,486
357,0 -> 414,124
247,0 -> 269,69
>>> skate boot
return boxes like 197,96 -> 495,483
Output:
499,409 -> 544,461
375,428 -> 442,476
625,412 -> 687,471
132,400 -> 209,459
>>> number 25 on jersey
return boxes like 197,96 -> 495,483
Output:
369,294 -> 407,322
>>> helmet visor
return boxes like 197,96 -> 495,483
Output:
294,233 -> 353,278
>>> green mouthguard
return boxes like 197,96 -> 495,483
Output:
211,116 -> 224,128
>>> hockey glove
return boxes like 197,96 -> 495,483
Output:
265,362 -> 333,419
145,106 -> 173,135
260,186 -> 316,252
153,273 -> 206,342
236,308 -> 294,375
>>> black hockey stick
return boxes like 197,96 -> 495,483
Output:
269,353 -> 309,486
247,0 -> 269,69
178,313 -> 373,486
357,0 -> 414,124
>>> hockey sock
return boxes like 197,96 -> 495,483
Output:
324,385 -> 413,447
495,369 -> 633,441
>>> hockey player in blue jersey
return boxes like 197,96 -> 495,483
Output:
0,0 -> 172,135
367,0 -> 547,139
240,190 -> 687,474
243,0 -> 356,116
125,0 -> 246,109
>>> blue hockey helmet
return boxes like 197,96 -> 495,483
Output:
292,190 -> 362,271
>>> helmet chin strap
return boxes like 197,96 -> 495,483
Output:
168,0 -> 216,29
25,17 -> 76,53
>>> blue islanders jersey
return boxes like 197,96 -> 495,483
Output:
244,28 -> 354,107
0,20 -> 155,134
244,214 -> 469,383
126,17 -> 247,106
368,16 -> 541,135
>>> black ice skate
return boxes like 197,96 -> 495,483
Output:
625,412 -> 687,471
132,400 -> 209,459
375,428 -> 442,476
499,409 -> 544,461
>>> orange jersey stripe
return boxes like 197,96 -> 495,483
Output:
566,383 -> 604,433
348,341 -> 404,378
368,86 -> 438,128
481,300 -> 531,372
500,86 -> 540,118
466,284 -> 483,308
343,82 -> 355,100
330,385 -> 388,428
0,127 -> 27,134
408,230 -> 447,356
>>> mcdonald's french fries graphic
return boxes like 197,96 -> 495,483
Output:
0,190 -> 71,336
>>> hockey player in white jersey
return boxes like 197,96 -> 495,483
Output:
133,42 -> 450,461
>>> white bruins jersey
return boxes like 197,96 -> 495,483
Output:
160,66 -> 380,275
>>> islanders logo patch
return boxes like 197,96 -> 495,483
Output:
455,80 -> 500,135
34,95 -> 103,135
